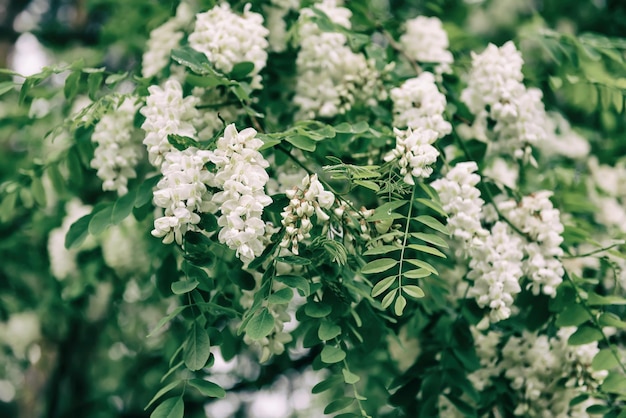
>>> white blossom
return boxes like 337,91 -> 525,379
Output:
384,127 -> 440,184
390,72 -> 452,137
399,16 -> 453,74
90,96 -> 141,196
189,3 -> 269,89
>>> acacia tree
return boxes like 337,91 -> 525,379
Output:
1,0 -> 626,417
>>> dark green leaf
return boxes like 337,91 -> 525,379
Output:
275,275 -> 310,296
171,47 -> 212,74
171,280 -> 199,295
88,204 -> 114,236
188,379 -> 225,398
145,381 -> 181,410
147,306 -> 187,338
150,397 -> 184,418
229,62 -> 255,79
555,304 -> 591,327
312,374 -> 343,394
183,322 -> 211,371
323,397 -> 354,414
31,176 -> 46,207
245,308 -> 275,340
63,70 -> 81,99
87,72 -> 103,100
415,198 -> 447,217
65,213 -> 92,249
567,325 -> 603,345
167,134 -> 198,151
135,175 -> 161,207
267,288 -> 293,305
276,255 -> 311,265
304,302 -> 332,318
111,189 -> 137,224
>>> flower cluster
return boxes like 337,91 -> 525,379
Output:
460,41 -> 548,159
189,3 -> 269,89
90,96 -> 141,196
384,127 -> 440,184
390,72 -> 452,137
294,0 -> 383,119
399,16 -> 453,74
280,174 -> 335,255
499,191 -> 564,296
263,0 -> 299,52
140,79 -> 199,167
141,2 -> 194,78
151,148 -> 214,245
466,221 -> 524,322
207,124 -> 272,264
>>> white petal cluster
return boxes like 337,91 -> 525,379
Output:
499,191 -> 564,296
384,127 -> 440,184
467,222 -> 523,322
391,72 -> 452,137
294,0 -> 383,119
141,2 -> 194,78
263,0 -> 299,53
466,327 -> 502,392
431,161 -> 486,242
280,174 -> 335,255
0,312 -> 41,359
207,124 -> 272,264
538,112 -> 590,159
48,200 -> 95,281
90,97 -> 141,196
151,148 -> 215,245
399,16 -> 453,74
189,3 -> 269,89
461,41 -> 548,158
140,79 -> 200,167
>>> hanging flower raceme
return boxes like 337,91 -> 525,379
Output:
189,3 -> 269,90
390,72 -> 452,137
90,96 -> 141,196
280,174 -> 335,255
385,127 -> 440,185
207,124 -> 272,264
399,16 -> 454,74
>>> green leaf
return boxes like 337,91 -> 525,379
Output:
334,121 -> 369,134
0,81 -> 15,97
588,292 -> 626,305
135,175 -> 161,207
601,371 -> 626,395
363,245 -> 401,256
406,259 -> 439,275
318,321 -> 342,341
304,302 -> 332,318
415,198 -> 447,217
267,288 -> 293,305
361,258 -> 398,274
342,368 -> 360,384
403,285 -> 425,299
555,304 -> 591,327
381,288 -> 397,309
171,47 -> 212,74
229,61 -> 255,79
167,134 -> 198,151
183,322 -> 211,371
394,295 -> 407,316
171,280 -> 199,295
145,381 -> 181,410
88,205 -> 114,236
567,325 -> 603,345
585,404 -> 611,414
105,72 -> 128,85
598,312 -> 626,328
111,189 -> 137,224
19,78 -> 33,105
188,379 -> 225,398
403,268 -> 431,279
245,308 -> 275,340
354,180 -> 380,191
323,397 -> 354,414
285,135 -> 316,152
592,349 -> 619,371
275,275 -> 310,296
31,176 -> 46,207
312,374 -> 343,394
410,232 -> 449,248
415,215 -> 449,235
320,345 -> 346,364
408,244 -> 446,258
372,276 -> 396,298
367,201 -> 408,222
276,255 -> 312,266
87,71 -> 103,100
150,397 -> 184,418
65,213 -> 93,249
147,306 -> 187,338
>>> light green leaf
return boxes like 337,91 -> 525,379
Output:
403,268 -> 431,279
415,198 -> 447,217
135,175 -> 161,207
285,135 -> 316,152
555,304 -> 591,327
150,397 -> 184,418
275,275 -> 310,296
354,180 -> 380,191
245,308 -> 275,340
188,379 -> 225,398
568,325 -> 604,345
304,302 -> 332,318
0,81 -> 15,97
381,288 -> 397,309
145,380 -> 181,410
394,295 -> 407,316
408,244 -> 446,258
171,280 -> 199,295
363,245 -> 401,256
592,349 -> 619,371
31,176 -> 46,207
410,232 -> 449,248
324,397 -> 354,414
415,215 -> 449,235
320,345 -> 346,364
183,322 -> 211,371
406,259 -> 439,275
372,276 -> 396,298
318,321 -> 341,341
276,255 -> 312,266
87,71 -> 103,100
403,285 -> 425,299
361,258 -> 398,274
342,368 -> 360,384
267,288 -> 293,305
367,201 -> 408,222
588,292 -> 626,305
601,371 -> 626,395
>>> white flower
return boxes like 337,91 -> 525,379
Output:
189,3 -> 269,89
399,16 -> 453,74
391,72 -> 452,137
91,96 -> 141,196
384,127 -> 440,184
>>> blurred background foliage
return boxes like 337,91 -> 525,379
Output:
0,0 -> 625,417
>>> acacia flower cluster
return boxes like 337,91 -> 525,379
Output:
207,124 -> 272,264
189,3 -> 269,90
390,72 -> 452,137
90,96 -> 141,196
461,41 -> 548,159
384,127 -> 440,185
399,16 -> 453,74
140,79 -> 200,167
294,0 -> 383,119
280,174 -> 335,255
499,191 -> 565,296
